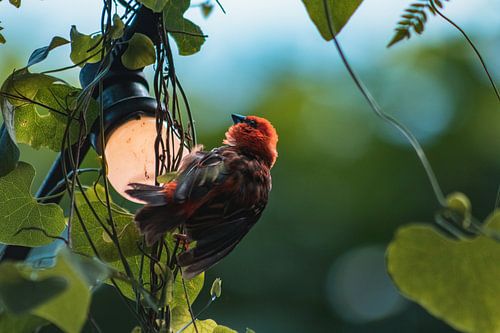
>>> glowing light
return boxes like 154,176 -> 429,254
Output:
104,114 -> 184,203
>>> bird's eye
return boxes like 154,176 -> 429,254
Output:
247,119 -> 257,128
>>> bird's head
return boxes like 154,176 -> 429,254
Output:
224,114 -> 279,167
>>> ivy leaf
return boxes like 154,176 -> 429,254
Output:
171,306 -> 217,333
0,249 -> 107,333
171,269 -> 204,310
213,326 -> 238,333
1,69 -> 58,107
0,312 -> 47,333
109,244 -> 204,305
110,14 -> 125,40
1,70 -> 99,152
14,84 -> 98,151
201,3 -> 214,18
31,249 -> 94,333
9,0 -> 21,8
387,212 -> 500,333
71,184 -> 141,262
0,125 -> 19,176
121,33 -> 156,70
138,0 -> 169,12
302,0 -> 363,40
0,162 -> 66,247
163,0 -> 206,56
0,262 -> 67,314
27,36 -> 70,68
70,26 -> 102,66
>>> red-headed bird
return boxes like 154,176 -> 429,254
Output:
126,114 -> 278,279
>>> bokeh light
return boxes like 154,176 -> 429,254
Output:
326,245 -> 408,324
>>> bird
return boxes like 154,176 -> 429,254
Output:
126,114 -> 278,279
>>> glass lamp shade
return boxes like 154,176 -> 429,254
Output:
104,114 -> 185,203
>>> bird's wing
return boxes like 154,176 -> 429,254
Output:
173,147 -> 229,204
177,199 -> 266,280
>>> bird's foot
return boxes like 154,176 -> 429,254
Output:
173,233 -> 191,250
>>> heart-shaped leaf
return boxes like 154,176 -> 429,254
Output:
138,0 -> 169,12
0,125 -> 19,176
0,263 -> 67,314
170,306 -> 217,333
1,70 -> 98,152
0,312 -> 47,333
27,36 -> 69,68
163,0 -> 206,56
213,326 -> 238,333
121,33 -> 156,70
387,212 -> 500,333
71,184 -> 141,262
302,0 -> 363,40
0,162 -> 66,247
70,26 -> 102,66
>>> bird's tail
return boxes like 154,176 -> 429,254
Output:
126,183 -> 182,246
126,183 -> 168,206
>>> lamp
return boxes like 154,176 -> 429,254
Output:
0,6 -> 175,261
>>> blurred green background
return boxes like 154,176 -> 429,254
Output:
1,0 -> 500,332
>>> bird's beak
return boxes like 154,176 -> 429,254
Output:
231,114 -> 246,124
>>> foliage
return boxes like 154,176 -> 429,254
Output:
163,0 -> 206,56
387,211 -> 500,333
0,162 -> 66,246
121,33 -> 156,70
388,0 -> 450,47
0,0 -> 498,332
0,248 -> 112,333
302,0 -> 363,40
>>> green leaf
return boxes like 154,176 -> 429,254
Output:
302,0 -> 363,40
163,0 -> 206,56
0,312 -> 47,333
201,3 -> 214,18
0,125 -> 19,176
72,184 -> 141,262
1,69 -> 57,107
110,251 -> 204,306
0,249 -> 105,333
32,249 -> 93,333
213,325 -> 238,333
157,171 -> 177,183
27,36 -> 70,67
9,0 -> 20,8
0,262 -> 67,314
0,162 -> 66,247
387,212 -> 500,333
171,270 -> 204,310
14,84 -> 98,151
69,254 -> 114,287
70,26 -> 102,66
171,306 -> 217,333
1,70 -> 98,152
138,0 -> 169,12
387,29 -> 410,48
0,33 -> 6,44
121,33 -> 156,70
110,14 -> 125,40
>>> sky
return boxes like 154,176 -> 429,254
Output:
1,0 -> 499,81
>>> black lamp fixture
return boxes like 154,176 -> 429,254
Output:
0,6 -> 173,262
